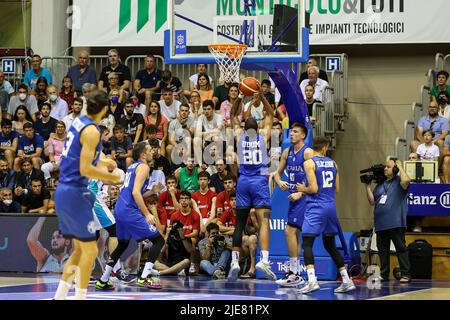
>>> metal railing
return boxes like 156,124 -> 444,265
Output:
41,56 -> 77,87
0,56 -> 31,90
395,138 -> 408,162
404,120 -> 415,144
411,102 -> 424,124
435,53 -> 445,71
421,85 -> 431,110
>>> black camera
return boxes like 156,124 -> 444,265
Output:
360,164 -> 386,184
213,234 -> 225,246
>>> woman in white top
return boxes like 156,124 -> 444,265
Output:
416,130 -> 440,161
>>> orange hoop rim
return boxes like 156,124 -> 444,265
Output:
208,44 -> 248,58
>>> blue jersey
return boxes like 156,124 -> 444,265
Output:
286,145 -> 308,194
306,156 -> 337,205
115,161 -> 149,213
237,133 -> 269,176
58,116 -> 102,188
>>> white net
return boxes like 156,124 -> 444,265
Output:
208,44 -> 248,84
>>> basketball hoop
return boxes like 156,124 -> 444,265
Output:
208,44 -> 247,84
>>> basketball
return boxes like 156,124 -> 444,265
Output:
239,77 -> 261,96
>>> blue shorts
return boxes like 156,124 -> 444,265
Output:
115,205 -> 159,241
287,198 -> 306,229
302,202 -> 339,236
55,184 -> 97,241
236,175 -> 271,209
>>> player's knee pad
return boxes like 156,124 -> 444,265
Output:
232,209 -> 250,247
322,235 -> 344,268
302,236 -> 315,266
109,240 -> 130,263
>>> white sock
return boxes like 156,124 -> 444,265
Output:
113,260 -> 122,272
307,268 -> 317,283
289,257 -> 298,274
101,265 -> 113,282
74,287 -> 87,300
261,250 -> 269,263
232,251 -> 239,263
54,280 -> 71,300
340,269 -> 351,284
141,262 -> 154,279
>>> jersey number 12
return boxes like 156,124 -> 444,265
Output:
322,171 -> 334,188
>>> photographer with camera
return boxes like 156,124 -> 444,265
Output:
362,158 -> 411,283
198,222 -> 231,279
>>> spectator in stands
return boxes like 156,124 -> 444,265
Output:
299,58 -> 329,83
98,49 -> 131,94
0,158 -> 15,190
12,105 -> 33,136
158,175 -> 181,221
157,70 -> 183,100
243,93 -> 266,127
62,97 -> 82,130
159,87 -> 181,122
129,94 -> 147,116
118,100 -> 145,145
198,222 -> 231,279
99,96 -> 116,141
108,89 -> 125,124
431,70 -> 450,101
155,220 -> 193,276
364,159 -> 411,283
437,91 -> 450,121
24,55 -> 52,89
21,178 -> 50,213
134,54 -> 162,106
167,103 -> 195,163
192,171 -> 217,228
59,76 -> 76,112
40,121 -> 66,185
0,71 -> 14,115
189,64 -> 213,91
300,66 -> 329,102
99,125 -> 112,156
209,158 -> 235,193
45,85 -> 68,121
103,72 -> 124,103
8,84 -> 39,121
215,174 -> 236,220
31,76 -> 49,109
261,79 -> 276,110
410,100 -> 449,153
144,101 -> 168,155
33,103 -> 57,156
213,81 -> 233,110
195,100 -> 225,154
66,50 -> 97,96
442,136 -> 450,184
145,193 -> 167,236
148,137 -> 172,176
14,123 -> 44,171
416,130 -> 440,161
0,187 -> 21,213
14,158 -> 45,204
305,83 -> 320,118
79,83 -> 94,116
408,152 -> 420,161
175,157 -> 201,194
196,73 -> 214,103
189,90 -> 202,118
170,191 -> 201,247
217,192 -> 257,278
0,119 -> 19,168
145,157 -> 166,194
220,84 -> 240,128
109,124 -> 133,171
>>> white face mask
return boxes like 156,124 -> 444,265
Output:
19,93 -> 27,101
3,199 -> 12,206
49,94 -> 58,102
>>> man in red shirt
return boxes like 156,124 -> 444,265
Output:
158,175 -> 180,221
215,174 -> 236,220
217,192 -> 257,278
170,191 -> 200,246
145,194 -> 168,236
192,171 -> 217,230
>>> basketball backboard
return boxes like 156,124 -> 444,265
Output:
165,0 -> 309,66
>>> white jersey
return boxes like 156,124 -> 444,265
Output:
39,253 -> 70,273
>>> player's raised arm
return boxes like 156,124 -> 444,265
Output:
26,217 -> 50,271
260,89 -> 274,131
297,159 -> 318,194
79,126 -> 121,183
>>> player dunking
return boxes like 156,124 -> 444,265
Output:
96,142 -> 165,290
228,89 -> 276,281
296,136 -> 355,294
53,90 -> 121,300
274,123 -> 313,286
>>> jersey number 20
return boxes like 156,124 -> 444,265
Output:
322,171 -> 334,188
243,150 -> 263,165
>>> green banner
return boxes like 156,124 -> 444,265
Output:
0,2 -> 31,48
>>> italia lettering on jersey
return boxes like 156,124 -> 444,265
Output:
237,133 -> 269,176
58,116 -> 102,187
285,145 -> 308,193
115,161 -> 149,213
306,156 -> 337,205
